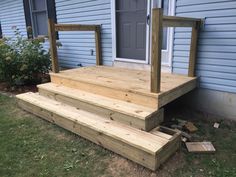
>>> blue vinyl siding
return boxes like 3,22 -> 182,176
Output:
0,0 -> 27,37
173,0 -> 236,93
55,0 -> 112,68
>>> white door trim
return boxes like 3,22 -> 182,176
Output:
150,0 -> 176,71
160,0 -> 176,69
111,0 -> 151,64
111,0 -> 176,69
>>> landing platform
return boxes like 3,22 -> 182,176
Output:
50,66 -> 197,109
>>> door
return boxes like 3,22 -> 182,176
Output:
116,0 -> 148,61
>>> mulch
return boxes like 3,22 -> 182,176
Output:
0,82 -> 38,95
0,74 -> 50,95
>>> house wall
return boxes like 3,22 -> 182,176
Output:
173,0 -> 236,93
0,0 -> 27,37
173,0 -> 236,119
55,0 -> 113,68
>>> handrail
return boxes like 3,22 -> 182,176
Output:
163,16 -> 202,28
150,8 -> 203,93
48,19 -> 102,73
55,24 -> 100,31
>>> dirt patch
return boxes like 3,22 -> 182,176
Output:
0,74 -> 50,95
10,108 -> 32,119
104,151 -> 186,177
54,132 -> 72,141
155,152 -> 186,177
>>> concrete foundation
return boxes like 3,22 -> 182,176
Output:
181,88 -> 236,121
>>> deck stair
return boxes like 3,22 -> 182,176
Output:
38,83 -> 163,131
17,92 -> 181,171
15,66 -> 197,171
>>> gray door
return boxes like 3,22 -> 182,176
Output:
116,0 -> 147,60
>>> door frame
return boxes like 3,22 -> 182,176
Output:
111,0 -> 176,68
156,0 -> 176,71
111,0 -> 151,64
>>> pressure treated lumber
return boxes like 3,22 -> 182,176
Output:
50,66 -> 197,109
16,92 -> 181,171
55,24 -> 99,31
38,83 -> 164,131
48,22 -> 102,70
163,16 -> 201,27
150,8 -> 202,92
186,142 -> 216,153
48,19 -> 59,73
151,8 -> 163,93
188,25 -> 199,77
95,27 -> 102,65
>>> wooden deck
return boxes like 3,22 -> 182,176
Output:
50,66 -> 197,109
22,8 -> 202,170
16,66 -> 197,171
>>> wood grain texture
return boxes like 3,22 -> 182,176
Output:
163,16 -> 202,27
37,83 -> 164,131
95,26 -> 102,65
188,25 -> 199,77
48,19 -> 59,73
151,8 -> 163,93
53,23 -> 102,66
50,66 -> 197,109
186,142 -> 216,153
55,24 -> 99,31
16,92 -> 181,171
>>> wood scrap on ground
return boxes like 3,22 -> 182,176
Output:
213,122 -> 220,129
167,119 -> 200,143
181,131 -> 192,141
184,122 -> 198,133
185,142 -> 216,153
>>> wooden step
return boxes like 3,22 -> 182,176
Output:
50,70 -> 159,109
38,83 -> 163,131
16,92 -> 181,171
50,66 -> 197,109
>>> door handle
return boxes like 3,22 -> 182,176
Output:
147,15 -> 150,25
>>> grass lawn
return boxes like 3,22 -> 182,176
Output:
0,94 -> 235,177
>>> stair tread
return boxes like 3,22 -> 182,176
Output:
38,83 -> 157,120
17,92 -> 170,155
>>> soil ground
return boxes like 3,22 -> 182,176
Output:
0,92 -> 235,177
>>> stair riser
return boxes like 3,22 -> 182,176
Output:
39,88 -> 163,131
17,99 -> 158,170
50,75 -> 159,109
158,135 -> 181,167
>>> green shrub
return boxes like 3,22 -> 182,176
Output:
0,29 -> 51,85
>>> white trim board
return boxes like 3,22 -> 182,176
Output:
149,0 -> 176,69
114,61 -> 172,73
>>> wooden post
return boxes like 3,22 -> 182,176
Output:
95,26 -> 102,65
188,23 -> 199,77
151,8 -> 163,93
48,18 -> 59,73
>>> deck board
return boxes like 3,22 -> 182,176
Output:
50,66 -> 197,108
37,83 -> 164,131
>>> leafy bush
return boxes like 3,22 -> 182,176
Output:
0,29 -> 50,85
